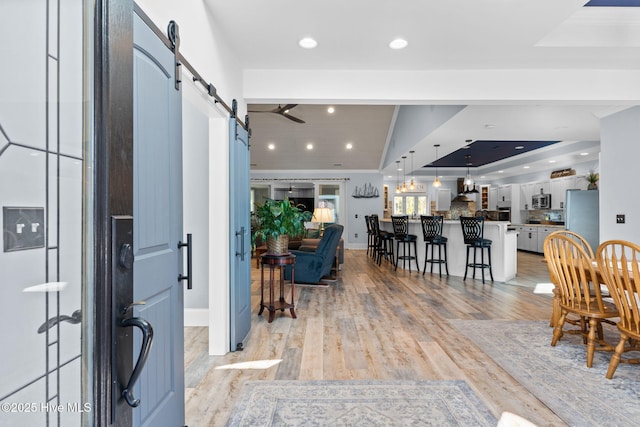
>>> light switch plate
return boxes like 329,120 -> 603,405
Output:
3,207 -> 45,252
616,214 -> 626,224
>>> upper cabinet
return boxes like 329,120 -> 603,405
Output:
497,184 -> 519,207
498,184 -> 511,203
520,180 -> 550,210
550,176 -> 580,209
488,187 -> 498,210
575,175 -> 590,191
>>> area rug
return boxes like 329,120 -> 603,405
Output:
226,380 -> 497,426
451,319 -> 640,427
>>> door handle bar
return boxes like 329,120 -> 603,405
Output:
235,226 -> 245,261
178,233 -> 192,289
120,316 -> 154,408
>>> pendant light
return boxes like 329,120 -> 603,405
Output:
401,156 -> 407,192
395,160 -> 401,193
409,150 -> 416,191
463,155 -> 479,194
432,144 -> 442,188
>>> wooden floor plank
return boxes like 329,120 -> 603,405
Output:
185,249 -> 568,427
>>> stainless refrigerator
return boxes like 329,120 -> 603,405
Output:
565,190 -> 599,251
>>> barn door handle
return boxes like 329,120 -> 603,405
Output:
235,226 -> 246,261
178,234 -> 192,289
120,317 -> 154,408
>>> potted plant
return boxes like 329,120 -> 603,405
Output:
585,171 -> 599,190
252,199 -> 312,255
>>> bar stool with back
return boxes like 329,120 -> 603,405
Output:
420,215 -> 449,277
364,215 -> 376,258
370,214 -> 394,265
460,216 -> 493,283
391,215 -> 419,272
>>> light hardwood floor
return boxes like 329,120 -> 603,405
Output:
185,249 -> 566,427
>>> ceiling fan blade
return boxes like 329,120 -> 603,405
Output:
280,112 -> 306,124
274,104 -> 297,114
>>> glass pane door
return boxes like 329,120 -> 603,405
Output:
0,0 -> 93,425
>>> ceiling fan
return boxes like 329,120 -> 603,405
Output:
248,104 -> 306,124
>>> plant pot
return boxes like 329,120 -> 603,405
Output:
266,235 -> 289,255
587,183 -> 598,190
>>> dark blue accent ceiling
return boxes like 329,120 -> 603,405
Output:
425,140 -> 561,168
584,0 -> 640,6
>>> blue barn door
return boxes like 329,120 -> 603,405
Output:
131,10 -> 185,426
229,115 -> 251,351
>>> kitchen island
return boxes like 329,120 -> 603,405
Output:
381,219 -> 518,282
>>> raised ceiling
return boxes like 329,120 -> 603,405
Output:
205,0 -> 640,178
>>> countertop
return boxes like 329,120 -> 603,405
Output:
513,223 -> 565,228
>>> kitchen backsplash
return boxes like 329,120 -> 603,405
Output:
521,209 -> 564,223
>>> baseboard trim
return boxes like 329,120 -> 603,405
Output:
185,308 -> 209,326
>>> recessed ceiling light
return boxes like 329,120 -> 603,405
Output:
389,38 -> 408,50
306,143 -> 313,150
298,37 -> 317,49
498,170 -> 504,173
515,146 -> 524,150
346,143 -> 353,150
523,166 -> 530,169
580,152 -> 589,156
549,160 -> 556,163
484,124 -> 496,129
268,143 -> 275,150
327,106 -> 335,114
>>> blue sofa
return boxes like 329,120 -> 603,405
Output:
285,224 -> 344,284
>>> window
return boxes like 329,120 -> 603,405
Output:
393,196 -> 404,215
393,195 -> 428,216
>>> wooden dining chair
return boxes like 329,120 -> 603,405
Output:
596,239 -> 640,379
544,232 -> 618,367
543,230 -> 595,328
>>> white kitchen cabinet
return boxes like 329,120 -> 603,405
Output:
498,185 -> 511,203
520,183 -> 533,210
574,175 -> 590,191
520,180 -> 551,210
488,187 -> 498,210
516,225 -> 538,252
537,226 -> 558,253
498,184 -> 520,205
550,176 -> 578,209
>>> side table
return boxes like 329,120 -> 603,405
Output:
259,253 -> 297,323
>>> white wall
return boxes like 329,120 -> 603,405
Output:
600,107 -> 639,244
140,0 -> 245,354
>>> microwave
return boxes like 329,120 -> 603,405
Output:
532,193 -> 551,209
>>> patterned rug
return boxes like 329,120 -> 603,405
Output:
451,319 -> 640,427
226,380 -> 497,426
